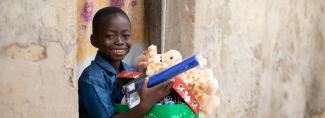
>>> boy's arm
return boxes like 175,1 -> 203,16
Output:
113,77 -> 174,118
79,80 -> 118,118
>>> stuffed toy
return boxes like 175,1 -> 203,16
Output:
137,45 -> 167,76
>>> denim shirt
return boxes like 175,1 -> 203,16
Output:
78,52 -> 133,118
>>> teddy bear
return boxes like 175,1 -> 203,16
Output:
137,45 -> 182,76
136,45 -> 166,75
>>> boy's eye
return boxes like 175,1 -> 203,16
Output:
105,34 -> 115,39
123,34 -> 130,38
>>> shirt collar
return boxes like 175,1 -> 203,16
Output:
93,52 -> 133,75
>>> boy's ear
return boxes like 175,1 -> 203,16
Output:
90,34 -> 98,48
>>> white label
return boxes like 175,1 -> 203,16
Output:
127,83 -> 135,91
128,92 -> 141,108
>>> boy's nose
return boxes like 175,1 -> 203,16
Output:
114,36 -> 124,45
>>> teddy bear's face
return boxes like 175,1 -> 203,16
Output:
163,50 -> 182,67
145,54 -> 169,76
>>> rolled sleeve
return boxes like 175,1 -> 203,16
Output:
79,81 -> 116,118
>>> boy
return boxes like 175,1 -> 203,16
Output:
78,7 -> 174,118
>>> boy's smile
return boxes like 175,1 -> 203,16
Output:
112,49 -> 127,55
91,13 -> 131,63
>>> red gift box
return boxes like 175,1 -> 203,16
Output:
172,77 -> 200,114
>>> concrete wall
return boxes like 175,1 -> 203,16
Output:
0,0 -> 146,117
165,0 -> 195,57
165,0 -> 325,118
0,0 -> 78,118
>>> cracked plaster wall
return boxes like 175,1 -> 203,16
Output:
0,0 -> 78,117
0,0 -> 146,117
165,0 -> 325,118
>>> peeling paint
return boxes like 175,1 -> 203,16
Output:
0,0 -> 78,117
110,0 -> 125,8
5,43 -> 47,62
81,1 -> 94,22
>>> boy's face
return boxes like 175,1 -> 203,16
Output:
92,14 -> 131,62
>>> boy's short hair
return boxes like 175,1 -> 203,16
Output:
92,7 -> 131,35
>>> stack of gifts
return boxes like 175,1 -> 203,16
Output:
114,45 -> 221,117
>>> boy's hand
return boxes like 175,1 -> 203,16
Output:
114,77 -> 173,118
138,77 -> 175,112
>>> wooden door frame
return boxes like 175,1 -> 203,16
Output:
144,0 -> 162,53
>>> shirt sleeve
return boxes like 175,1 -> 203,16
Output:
79,80 -> 116,118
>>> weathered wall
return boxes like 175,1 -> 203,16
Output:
0,0 -> 78,117
0,0 -> 147,117
165,0 -> 195,57
165,0 -> 325,118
